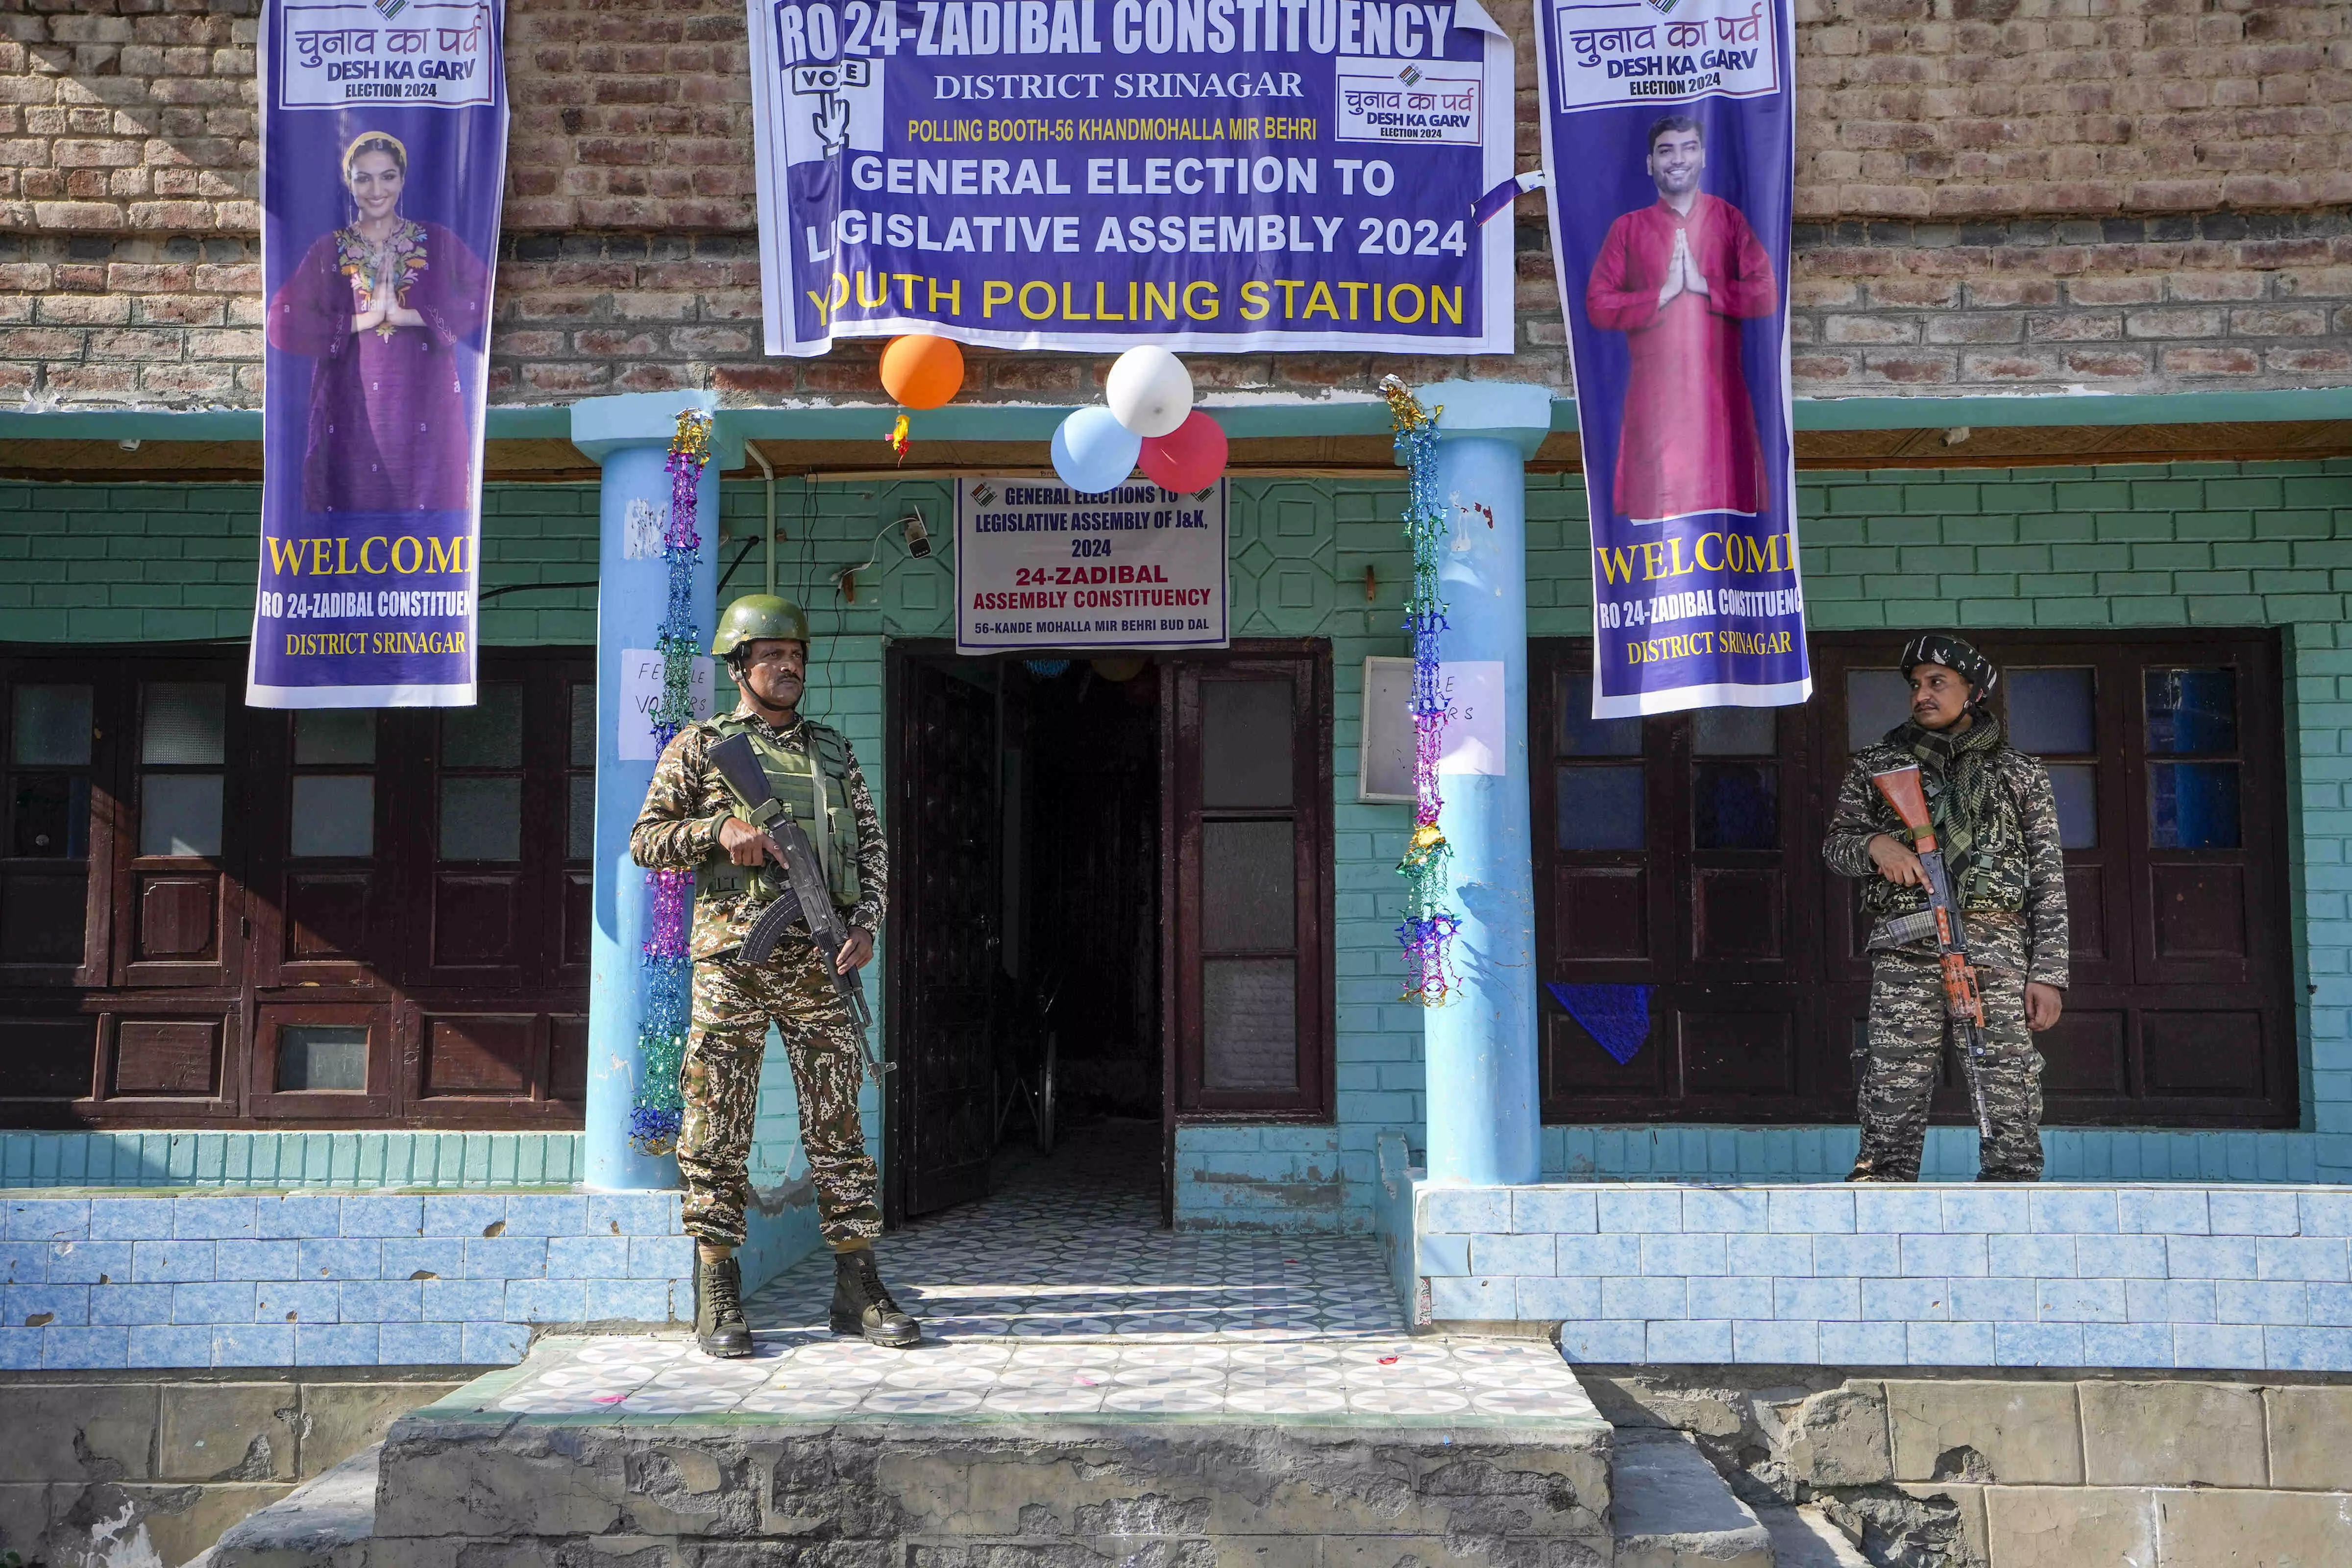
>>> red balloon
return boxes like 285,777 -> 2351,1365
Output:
1139,410 -> 1228,492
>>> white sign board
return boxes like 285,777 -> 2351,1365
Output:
1360,656 -> 1417,803
1548,0 -> 1783,115
617,649 -> 716,761
275,1 -> 499,110
1437,659 -> 1508,775
954,478 -> 1230,654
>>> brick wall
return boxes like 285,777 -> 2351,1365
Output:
8,209 -> 2349,407
5,0 -> 2346,234
5,0 -> 2352,407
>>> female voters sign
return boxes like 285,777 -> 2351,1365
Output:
746,0 -> 1517,354
1537,0 -> 1809,718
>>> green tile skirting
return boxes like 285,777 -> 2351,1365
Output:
0,1130 -> 586,1188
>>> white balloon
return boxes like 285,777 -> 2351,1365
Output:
1104,345 -> 1194,438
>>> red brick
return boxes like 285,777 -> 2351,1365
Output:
2062,348 -> 2153,378
2157,345 -> 2262,375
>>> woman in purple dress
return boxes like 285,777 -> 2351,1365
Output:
266,132 -> 491,515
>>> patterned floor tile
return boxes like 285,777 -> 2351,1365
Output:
475,1122 -> 1591,1424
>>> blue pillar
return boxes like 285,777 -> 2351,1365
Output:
572,392 -> 739,1191
1417,381 -> 1552,1188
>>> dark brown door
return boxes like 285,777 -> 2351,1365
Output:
0,647 -> 593,1129
888,655 -> 1001,1219
1537,631 -> 2296,1129
1532,644 -> 1824,1117
1167,645 -> 1334,1120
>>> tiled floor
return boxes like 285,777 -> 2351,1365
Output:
479,1124 -> 1588,1421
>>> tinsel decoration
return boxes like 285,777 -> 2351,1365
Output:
1381,375 -> 1462,1005
627,408 -> 712,1155
887,412 -> 910,464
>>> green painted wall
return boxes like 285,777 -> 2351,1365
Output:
4,462 -> 2350,1221
0,480 -> 599,646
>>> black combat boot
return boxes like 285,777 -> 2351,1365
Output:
694,1251 -> 752,1358
830,1247 -> 920,1348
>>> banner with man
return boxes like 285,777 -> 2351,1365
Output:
1536,0 -> 1808,717
249,0 -> 507,707
745,0 -> 1517,356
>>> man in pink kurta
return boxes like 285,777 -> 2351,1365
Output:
1586,116 -> 1778,525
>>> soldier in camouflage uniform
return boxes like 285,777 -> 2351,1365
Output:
632,594 -> 918,1355
1822,634 -> 2069,1182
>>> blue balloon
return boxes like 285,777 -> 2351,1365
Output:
1051,406 -> 1142,494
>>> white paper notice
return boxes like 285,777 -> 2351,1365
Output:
955,478 -> 1229,654
617,649 -> 716,761
1438,660 -> 1507,775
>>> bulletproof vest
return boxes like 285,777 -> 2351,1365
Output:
700,714 -> 863,908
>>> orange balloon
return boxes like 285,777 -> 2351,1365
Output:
879,334 -> 964,410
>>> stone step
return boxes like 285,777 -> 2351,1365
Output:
1755,1501 -> 1873,1568
196,1444 -> 379,1568
193,1343 -> 1617,1567
1612,1428 -> 1775,1568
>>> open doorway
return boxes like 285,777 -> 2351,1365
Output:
884,647 -> 1164,1225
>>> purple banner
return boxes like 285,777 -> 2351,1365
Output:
746,0 -> 1518,356
1537,0 -> 1808,718
250,0 -> 506,708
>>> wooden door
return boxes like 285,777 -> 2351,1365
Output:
112,665 -> 249,991
1532,643 -> 1822,1117
1812,633 -> 2294,1129
888,655 -> 1001,1219
1168,647 -> 1334,1120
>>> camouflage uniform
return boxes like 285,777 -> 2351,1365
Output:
631,706 -> 889,1250
1823,717 -> 2068,1181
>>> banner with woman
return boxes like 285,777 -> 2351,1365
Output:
250,0 -> 507,707
1536,0 -> 1809,718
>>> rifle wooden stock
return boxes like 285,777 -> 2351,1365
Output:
1867,762 -> 1996,1142
1871,764 -> 1936,849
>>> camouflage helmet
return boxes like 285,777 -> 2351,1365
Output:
710,594 -> 810,659
1900,631 -> 1998,703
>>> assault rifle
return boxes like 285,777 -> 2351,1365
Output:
705,733 -> 890,1077
1870,763 -> 1995,1143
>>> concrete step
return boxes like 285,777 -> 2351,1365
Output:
1612,1428 -> 1775,1568
192,1338 -> 1617,1567
196,1444 -> 378,1568
1755,1501 -> 1873,1568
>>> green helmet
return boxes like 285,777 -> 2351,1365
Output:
710,594 -> 809,658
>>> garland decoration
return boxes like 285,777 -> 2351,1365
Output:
1381,375 -> 1462,1005
628,408 -> 711,1154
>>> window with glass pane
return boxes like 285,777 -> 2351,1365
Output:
277,1024 -> 368,1091
1202,958 -> 1297,1088
1846,670 -> 1911,751
440,685 -> 524,861
1201,681 -> 1292,807
1560,672 -> 1642,756
290,711 -> 376,859
2007,667 -> 2097,849
1185,661 -> 1321,1113
10,684 -> 92,859
139,683 -> 226,858
1558,764 -> 1645,850
2146,668 -> 2241,850
292,777 -> 375,858
295,710 -> 375,765
1556,671 -> 1645,851
1693,764 -> 1777,850
567,682 -> 595,862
